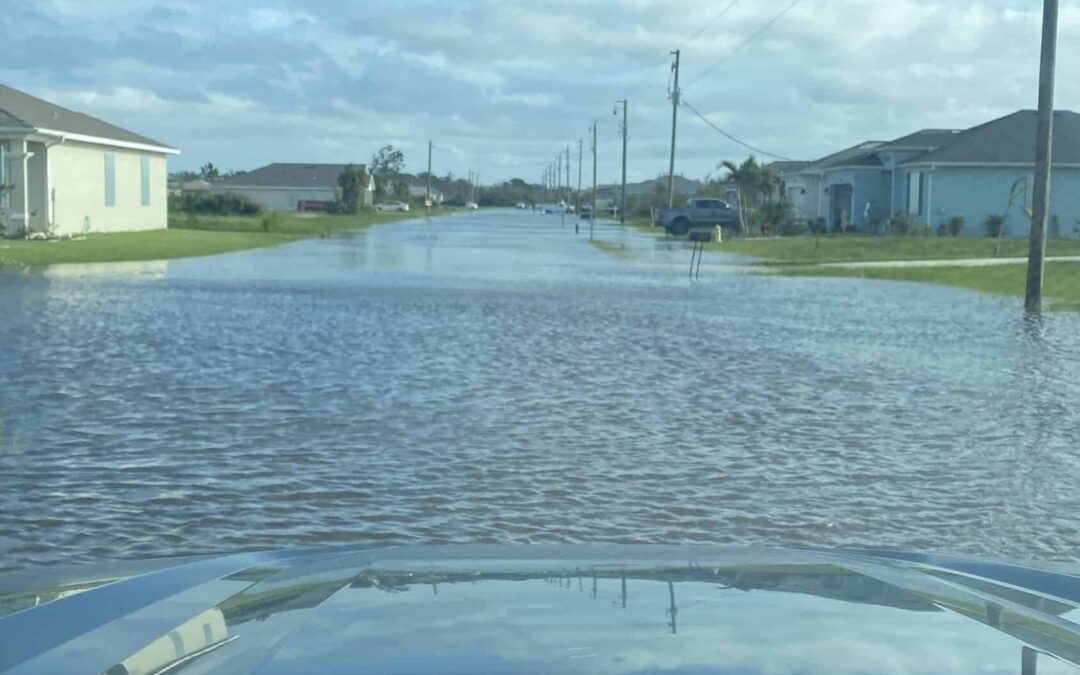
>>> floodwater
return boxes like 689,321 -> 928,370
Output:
2,210 -> 1080,573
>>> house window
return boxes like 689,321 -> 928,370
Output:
140,157 -> 150,206
104,153 -> 116,207
907,172 -> 923,214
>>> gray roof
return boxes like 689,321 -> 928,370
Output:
218,163 -> 368,189
0,83 -> 174,151
765,160 -> 809,174
903,110 -> 1080,166
797,141 -> 884,173
876,128 -> 962,151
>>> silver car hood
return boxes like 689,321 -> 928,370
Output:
3,545 -> 1080,674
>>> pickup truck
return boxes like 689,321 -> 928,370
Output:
655,198 -> 738,236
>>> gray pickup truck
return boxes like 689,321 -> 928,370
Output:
655,198 -> 738,236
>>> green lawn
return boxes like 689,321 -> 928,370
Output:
783,261 -> 1080,309
0,209 -> 449,268
715,235 -> 1080,264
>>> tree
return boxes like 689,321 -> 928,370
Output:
719,156 -> 782,235
199,162 -> 221,182
337,164 -> 370,213
369,145 -> 405,199
393,179 -> 410,202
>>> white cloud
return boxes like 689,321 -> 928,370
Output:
2,0 -> 1077,182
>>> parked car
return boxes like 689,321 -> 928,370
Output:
655,198 -> 737,236
516,202 -> 527,209
375,201 -> 409,212
465,201 -> 479,210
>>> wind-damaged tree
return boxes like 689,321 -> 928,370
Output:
369,145 -> 405,200
336,164 -> 370,213
199,162 -> 221,182
719,156 -> 780,234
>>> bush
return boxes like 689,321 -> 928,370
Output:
985,214 -> 1007,237
260,212 -> 282,233
780,219 -> 808,236
947,215 -> 965,237
324,200 -> 352,215
888,211 -> 919,236
807,217 -> 827,234
170,192 -> 263,216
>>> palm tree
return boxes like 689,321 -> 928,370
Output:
720,156 -> 775,234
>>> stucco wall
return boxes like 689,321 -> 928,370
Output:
213,187 -> 339,212
907,167 -> 1080,237
49,141 -> 168,235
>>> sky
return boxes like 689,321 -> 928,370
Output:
2,0 -> 1078,185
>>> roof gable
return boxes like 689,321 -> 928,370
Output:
903,110 -> 1080,166
0,83 -> 175,152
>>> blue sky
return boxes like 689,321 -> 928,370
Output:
2,0 -> 1076,184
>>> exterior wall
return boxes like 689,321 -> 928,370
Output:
902,166 -> 1080,237
781,173 -> 821,220
2,138 -> 29,237
212,186 -> 344,211
49,140 -> 169,235
26,141 -> 48,232
822,170 -> 892,229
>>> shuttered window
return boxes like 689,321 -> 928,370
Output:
104,153 -> 116,207
140,157 -> 150,206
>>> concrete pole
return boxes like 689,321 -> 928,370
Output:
591,121 -> 598,241
578,139 -> 583,214
426,140 -> 432,218
1026,0 -> 1059,313
667,50 -> 681,209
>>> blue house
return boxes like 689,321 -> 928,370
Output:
779,110 -> 1080,236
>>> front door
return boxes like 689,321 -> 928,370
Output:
831,184 -> 853,231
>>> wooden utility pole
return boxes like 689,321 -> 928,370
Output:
667,50 -> 681,209
616,99 -> 628,225
1026,0 -> 1059,313
426,140 -> 432,218
577,139 -> 583,214
591,121 -> 598,241
557,153 -> 563,205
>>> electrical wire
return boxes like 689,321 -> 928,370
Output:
683,0 -> 807,91
681,98 -> 800,161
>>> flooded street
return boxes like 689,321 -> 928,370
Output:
3,210 -> 1080,572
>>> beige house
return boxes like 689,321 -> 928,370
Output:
0,84 -> 178,238
213,163 -> 374,211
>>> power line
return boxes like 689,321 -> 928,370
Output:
680,0 -> 741,51
684,0 -> 807,91
681,98 -> 799,161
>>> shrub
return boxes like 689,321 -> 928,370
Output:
807,217 -> 827,234
324,200 -> 351,215
260,212 -> 282,233
780,219 -> 808,236
947,215 -> 965,237
171,192 -> 263,216
888,211 -> 919,236
985,214 -> 1007,237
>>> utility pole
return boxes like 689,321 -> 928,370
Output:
566,145 -> 571,211
577,139 -> 583,214
591,121 -> 598,241
1026,0 -> 1059,313
426,140 -> 432,218
667,50 -> 681,209
616,99 -> 628,225
557,153 -> 563,205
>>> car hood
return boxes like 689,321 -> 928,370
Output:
2,545 -> 1080,674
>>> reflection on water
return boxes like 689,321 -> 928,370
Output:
2,210 -> 1080,572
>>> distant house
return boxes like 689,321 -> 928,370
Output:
781,111 -> 1080,236
0,83 -> 178,237
407,185 -> 443,204
213,163 -> 374,211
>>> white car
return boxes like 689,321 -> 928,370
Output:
375,201 -> 409,212
516,202 -> 527,209
465,202 -> 479,210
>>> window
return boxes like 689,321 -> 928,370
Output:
140,157 -> 150,206
104,153 -> 116,207
907,171 -> 922,214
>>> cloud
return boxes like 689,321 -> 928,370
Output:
0,0 -> 1075,182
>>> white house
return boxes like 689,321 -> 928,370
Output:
213,163 -> 374,211
0,84 -> 178,237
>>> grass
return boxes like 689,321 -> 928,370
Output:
714,235 -> 1080,265
589,239 -> 633,258
0,208 -> 449,268
782,260 -> 1080,308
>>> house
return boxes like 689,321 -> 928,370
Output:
786,110 -> 1080,236
212,163 -> 374,211
0,84 -> 178,237
407,185 -> 443,204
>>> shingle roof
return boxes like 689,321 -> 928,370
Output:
903,110 -> 1080,166
798,141 -> 885,173
877,129 -> 962,151
0,83 -> 175,151
766,160 -> 810,174
218,163 -> 368,189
